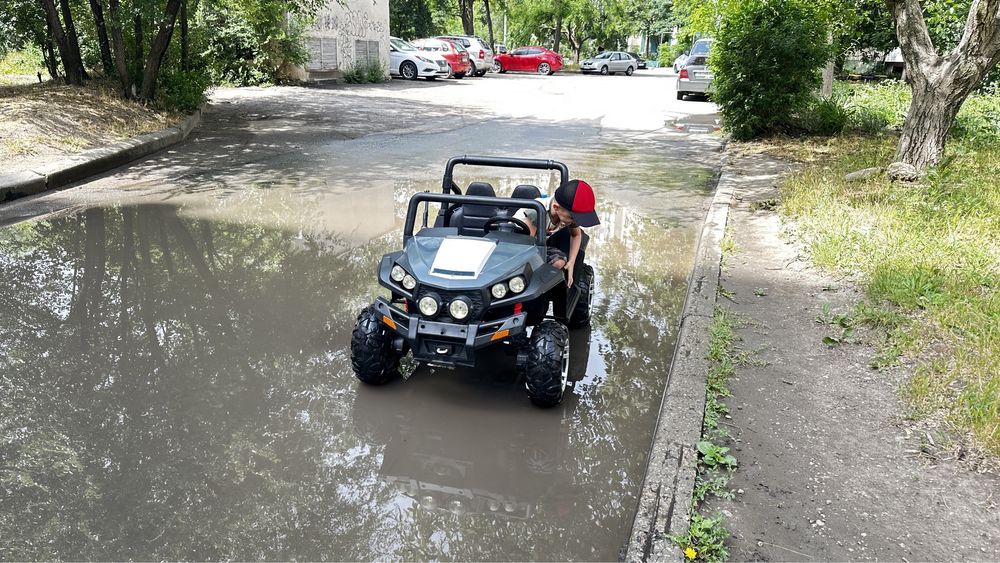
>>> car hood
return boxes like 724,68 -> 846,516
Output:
404,235 -> 543,291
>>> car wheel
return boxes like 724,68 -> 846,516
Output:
492,61 -> 502,73
677,91 -> 685,100
400,61 -> 418,80
568,263 -> 594,329
537,62 -> 551,75
475,69 -> 488,77
350,305 -> 401,385
600,65 -> 609,75
625,66 -> 634,76
523,320 -> 569,407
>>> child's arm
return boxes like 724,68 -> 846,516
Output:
566,225 -> 582,287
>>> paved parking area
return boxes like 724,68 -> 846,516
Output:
0,69 -> 724,560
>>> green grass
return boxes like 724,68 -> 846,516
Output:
0,47 -> 45,76
673,307 -> 739,562
779,133 -> 1000,456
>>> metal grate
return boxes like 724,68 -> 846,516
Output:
354,40 -> 381,65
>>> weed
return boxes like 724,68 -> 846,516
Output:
670,513 -> 731,562
343,60 -> 387,84
753,287 -> 767,296
720,228 -> 741,255
697,440 -> 738,469
693,474 -> 734,502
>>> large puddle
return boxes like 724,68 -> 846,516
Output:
0,161 -> 712,560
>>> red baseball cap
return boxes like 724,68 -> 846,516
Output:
554,179 -> 600,227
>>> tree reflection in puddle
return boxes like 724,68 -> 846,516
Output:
0,188 -> 699,560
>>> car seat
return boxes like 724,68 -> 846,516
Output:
510,184 -> 542,200
449,182 -> 498,236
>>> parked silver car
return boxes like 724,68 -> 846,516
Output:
580,51 -> 637,75
677,39 -> 713,100
436,35 -> 494,77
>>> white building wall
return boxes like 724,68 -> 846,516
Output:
302,0 -> 389,79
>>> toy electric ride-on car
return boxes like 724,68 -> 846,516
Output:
350,156 -> 595,407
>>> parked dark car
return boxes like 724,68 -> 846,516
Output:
627,52 -> 648,70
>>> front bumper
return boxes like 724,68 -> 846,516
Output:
373,297 -> 527,367
418,62 -> 451,77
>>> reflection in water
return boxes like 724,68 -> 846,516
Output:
0,180 -> 701,560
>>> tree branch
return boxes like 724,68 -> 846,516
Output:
886,0 -> 940,80
953,0 -> 1000,75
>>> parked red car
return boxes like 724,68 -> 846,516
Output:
494,46 -> 563,75
413,38 -> 473,79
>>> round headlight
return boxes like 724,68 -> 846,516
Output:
508,276 -> 526,293
402,274 -> 417,290
390,264 -> 406,282
418,296 -> 439,316
491,283 -> 508,299
449,299 -> 470,320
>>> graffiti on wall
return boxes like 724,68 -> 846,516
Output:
310,2 -> 386,70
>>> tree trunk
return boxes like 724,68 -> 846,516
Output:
180,0 -> 188,71
459,0 -> 474,35
138,0 -> 183,100
58,0 -> 88,79
821,31 -> 834,98
87,0 -> 115,73
482,0 -> 495,51
107,0 -> 133,97
134,13 -> 144,80
41,27 -> 60,80
39,0 -> 83,85
887,0 -> 1000,170
553,12 -> 562,52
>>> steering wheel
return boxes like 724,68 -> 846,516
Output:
483,215 -> 531,235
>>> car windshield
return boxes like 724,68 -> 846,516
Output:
391,38 -> 417,52
594,52 -> 612,59
691,40 -> 712,56
444,36 -> 471,47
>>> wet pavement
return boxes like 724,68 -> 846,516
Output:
1,73 -> 721,560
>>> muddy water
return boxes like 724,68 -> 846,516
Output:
0,163 -> 712,560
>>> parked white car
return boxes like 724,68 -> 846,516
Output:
389,37 -> 450,80
436,35 -> 494,77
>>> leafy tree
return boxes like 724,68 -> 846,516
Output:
390,0 -> 436,38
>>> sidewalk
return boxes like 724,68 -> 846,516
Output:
703,150 -> 999,560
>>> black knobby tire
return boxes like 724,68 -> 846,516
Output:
351,305 -> 400,385
524,320 -> 569,407
568,263 -> 594,329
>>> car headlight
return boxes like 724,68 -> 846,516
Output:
491,283 -> 508,299
418,295 -> 439,316
508,276 -> 526,293
417,56 -> 432,63
390,264 -> 406,282
449,298 -> 470,320
402,274 -> 417,290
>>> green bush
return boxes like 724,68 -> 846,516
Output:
658,42 -> 689,67
343,59 -> 387,84
156,68 -> 212,112
711,0 -> 831,140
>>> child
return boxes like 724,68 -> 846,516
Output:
515,179 -> 600,288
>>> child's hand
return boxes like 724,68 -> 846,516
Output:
550,257 -> 567,269
566,265 -> 574,288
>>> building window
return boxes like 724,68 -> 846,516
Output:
306,37 -> 338,71
355,40 -> 380,65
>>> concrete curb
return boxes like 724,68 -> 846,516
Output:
625,151 -> 736,562
0,105 -> 204,202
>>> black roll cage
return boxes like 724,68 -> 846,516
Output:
441,155 -> 570,195
404,193 -> 548,246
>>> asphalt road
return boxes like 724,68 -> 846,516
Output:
0,69 -> 723,560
